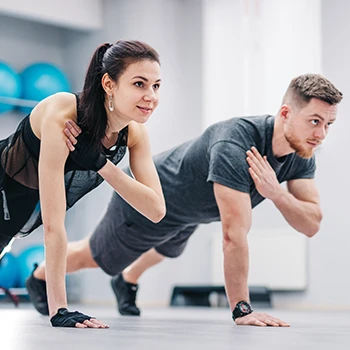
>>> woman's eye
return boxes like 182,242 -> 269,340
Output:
135,82 -> 143,87
153,84 -> 160,90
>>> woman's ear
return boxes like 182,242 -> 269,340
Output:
101,73 -> 114,94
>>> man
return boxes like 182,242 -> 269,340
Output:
28,74 -> 342,327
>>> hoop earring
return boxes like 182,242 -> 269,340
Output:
108,95 -> 114,112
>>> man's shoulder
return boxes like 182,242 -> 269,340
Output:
207,115 -> 273,146
228,114 -> 273,127
210,114 -> 272,132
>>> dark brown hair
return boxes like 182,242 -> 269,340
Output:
79,40 -> 160,148
282,73 -> 343,109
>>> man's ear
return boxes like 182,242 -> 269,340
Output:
280,104 -> 290,121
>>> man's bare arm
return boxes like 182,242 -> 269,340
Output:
214,183 -> 289,327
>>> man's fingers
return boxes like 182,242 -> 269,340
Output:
256,313 -> 290,327
236,312 -> 290,327
250,146 -> 265,161
266,318 -> 290,327
274,318 -> 290,327
263,156 -> 273,169
264,318 -> 280,327
236,317 -> 266,327
248,167 -> 261,183
246,150 -> 265,172
247,157 -> 263,177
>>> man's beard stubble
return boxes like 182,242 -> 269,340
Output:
285,132 -> 318,159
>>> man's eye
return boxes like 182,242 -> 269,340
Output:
311,120 -> 319,125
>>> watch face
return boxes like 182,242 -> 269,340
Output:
239,302 -> 251,313
232,301 -> 253,321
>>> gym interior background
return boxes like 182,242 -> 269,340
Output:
0,0 -> 348,311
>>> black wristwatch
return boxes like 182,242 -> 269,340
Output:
232,301 -> 253,321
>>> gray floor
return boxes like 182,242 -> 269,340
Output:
1,304 -> 350,350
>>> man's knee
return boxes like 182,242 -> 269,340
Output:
71,238 -> 99,269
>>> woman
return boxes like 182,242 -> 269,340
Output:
0,40 -> 165,328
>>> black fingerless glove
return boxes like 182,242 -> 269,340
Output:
70,132 -> 107,172
50,308 -> 94,327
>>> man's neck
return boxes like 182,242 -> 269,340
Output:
272,115 -> 295,158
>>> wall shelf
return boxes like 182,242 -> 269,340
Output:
0,96 -> 38,108
0,0 -> 103,31
0,287 -> 28,296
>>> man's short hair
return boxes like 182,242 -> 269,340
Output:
282,73 -> 343,108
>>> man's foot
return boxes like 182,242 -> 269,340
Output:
25,264 -> 49,315
110,274 -> 140,316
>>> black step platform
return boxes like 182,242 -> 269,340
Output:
170,285 -> 271,308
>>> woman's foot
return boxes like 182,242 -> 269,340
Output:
25,264 -> 49,315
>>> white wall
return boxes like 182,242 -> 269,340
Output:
273,0 -> 350,310
0,15 -> 67,69
203,0 -> 322,125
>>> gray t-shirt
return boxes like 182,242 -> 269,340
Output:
123,115 -> 315,231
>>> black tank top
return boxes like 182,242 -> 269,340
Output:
0,94 -> 128,237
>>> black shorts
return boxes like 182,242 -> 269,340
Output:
0,166 -> 39,238
89,193 -> 197,276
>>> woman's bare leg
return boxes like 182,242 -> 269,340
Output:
34,237 -> 98,280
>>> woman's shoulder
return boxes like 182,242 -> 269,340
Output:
42,92 -> 76,113
32,92 -> 77,122
127,121 -> 148,148
30,93 -> 78,137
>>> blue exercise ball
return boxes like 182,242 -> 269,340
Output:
17,245 -> 45,288
0,61 -> 22,114
0,252 -> 20,289
20,62 -> 71,114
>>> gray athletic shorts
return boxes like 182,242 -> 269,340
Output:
90,193 -> 197,276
